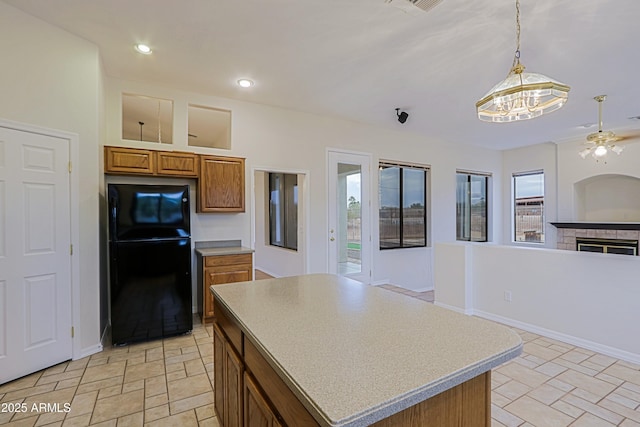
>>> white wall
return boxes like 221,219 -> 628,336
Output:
557,138 -> 640,221
502,143 -> 558,248
0,3 -> 102,356
433,242 -> 473,313
105,77 -> 503,291
253,170 -> 307,278
435,242 -> 640,363
578,174 -> 640,222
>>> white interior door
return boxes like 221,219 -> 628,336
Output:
328,150 -> 371,284
0,126 -> 72,384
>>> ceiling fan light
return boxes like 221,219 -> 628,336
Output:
237,79 -> 254,88
580,95 -> 625,161
135,44 -> 152,54
578,148 -> 591,159
594,145 -> 608,157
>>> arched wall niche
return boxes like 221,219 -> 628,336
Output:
574,174 -> 640,222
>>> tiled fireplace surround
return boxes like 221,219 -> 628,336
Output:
554,224 -> 640,252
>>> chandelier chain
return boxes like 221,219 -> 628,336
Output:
512,0 -> 521,69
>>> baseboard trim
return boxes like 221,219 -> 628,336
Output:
434,301 -> 473,316
100,324 -> 110,349
78,343 -> 103,360
473,310 -> 640,365
413,286 -> 434,293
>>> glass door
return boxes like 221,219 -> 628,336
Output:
328,151 -> 371,283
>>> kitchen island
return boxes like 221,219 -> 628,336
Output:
211,274 -> 522,427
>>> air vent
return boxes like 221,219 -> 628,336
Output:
385,0 -> 443,13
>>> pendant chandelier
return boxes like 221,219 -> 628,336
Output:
476,0 -> 570,123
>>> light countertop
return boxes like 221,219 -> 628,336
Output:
211,273 -> 522,427
194,246 -> 253,257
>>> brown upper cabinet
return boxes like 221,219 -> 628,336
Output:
104,146 -> 245,213
156,151 -> 199,177
198,155 -> 245,213
104,146 -> 156,175
104,146 -> 198,177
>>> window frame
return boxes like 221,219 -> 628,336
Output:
456,171 -> 489,242
268,172 -> 298,251
378,161 -> 429,250
512,170 -> 545,244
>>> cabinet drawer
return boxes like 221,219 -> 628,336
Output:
104,146 -> 155,175
156,151 -> 199,177
205,253 -> 252,267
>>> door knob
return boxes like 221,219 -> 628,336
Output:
330,237 -> 335,241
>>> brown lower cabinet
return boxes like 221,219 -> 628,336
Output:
202,253 -> 253,323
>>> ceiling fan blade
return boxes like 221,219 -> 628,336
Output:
616,129 -> 640,142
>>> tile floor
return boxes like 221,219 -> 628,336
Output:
1,280 -> 639,426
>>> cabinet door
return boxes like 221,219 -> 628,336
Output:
204,255 -> 253,322
244,372 -> 281,427
225,344 -> 244,427
104,146 -> 155,175
156,151 -> 199,177
204,267 -> 216,320
198,155 -> 245,212
213,324 -> 225,423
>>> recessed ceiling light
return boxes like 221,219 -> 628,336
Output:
135,44 -> 152,54
237,79 -> 254,88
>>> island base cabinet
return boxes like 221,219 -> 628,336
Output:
370,371 -> 491,427
213,325 -> 225,425
214,298 -> 491,427
244,372 -> 282,427
225,346 -> 244,427
214,323 -> 244,427
243,338 -> 319,426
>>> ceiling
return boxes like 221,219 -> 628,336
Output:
4,0 -> 640,150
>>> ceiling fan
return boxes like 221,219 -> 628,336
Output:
579,95 -> 625,159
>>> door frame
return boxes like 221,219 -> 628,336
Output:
0,118 -> 81,360
326,148 -> 372,284
250,166 -> 311,277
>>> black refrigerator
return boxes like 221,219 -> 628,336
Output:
108,184 -> 193,345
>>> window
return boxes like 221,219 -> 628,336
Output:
379,162 -> 428,249
456,172 -> 488,242
269,173 -> 298,250
513,171 -> 544,243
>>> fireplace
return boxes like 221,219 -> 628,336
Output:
551,222 -> 640,256
576,238 -> 638,255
